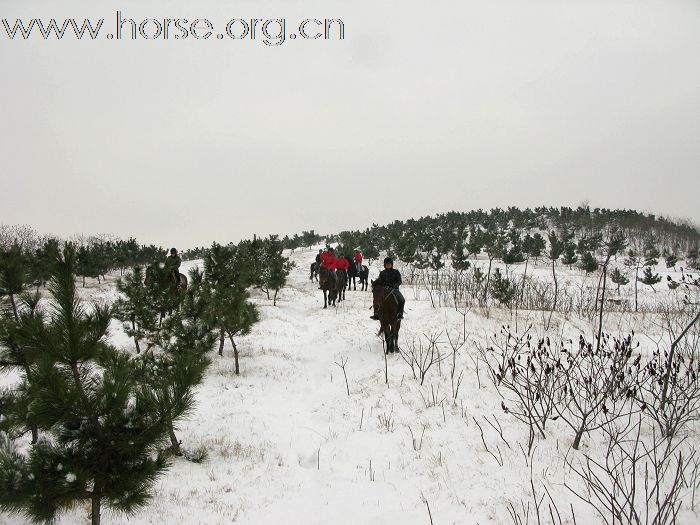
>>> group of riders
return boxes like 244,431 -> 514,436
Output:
162,246 -> 406,320
316,247 -> 405,320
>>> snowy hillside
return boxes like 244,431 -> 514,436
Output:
1,248 -> 699,525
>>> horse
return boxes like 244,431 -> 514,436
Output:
144,263 -> 188,325
310,262 -> 319,282
318,266 -> 338,308
335,269 -> 347,302
345,257 -> 369,291
145,263 -> 188,293
372,282 -> 402,354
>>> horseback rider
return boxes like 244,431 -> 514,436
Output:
353,248 -> 363,274
370,257 -> 405,320
319,247 -> 337,289
165,248 -> 182,287
320,247 -> 337,270
315,249 -> 322,266
336,254 -> 350,275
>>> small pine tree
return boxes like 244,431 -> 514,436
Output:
502,246 -> 525,265
490,268 -> 516,306
259,237 -> 295,305
665,253 -> 678,269
114,266 -> 160,353
363,243 -> 380,264
561,243 -> 578,267
450,242 -> 471,272
0,246 -> 172,525
609,267 -> 629,293
0,244 -> 27,320
28,238 -> 59,290
203,245 -> 260,373
643,239 -> 660,267
135,267 -> 217,456
579,252 -> 598,273
640,266 -> 662,292
686,247 -> 699,270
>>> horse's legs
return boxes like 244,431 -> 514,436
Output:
323,289 -> 327,309
384,326 -> 393,354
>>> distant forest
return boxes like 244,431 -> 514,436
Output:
2,207 -> 699,278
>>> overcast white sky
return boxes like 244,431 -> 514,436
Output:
2,0 -> 699,248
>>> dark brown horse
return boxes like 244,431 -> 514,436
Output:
319,266 -> 337,308
372,283 -> 401,353
145,263 -> 188,293
310,262 -> 319,282
346,257 -> 369,291
335,269 -> 347,302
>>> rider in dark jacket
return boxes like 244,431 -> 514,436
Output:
165,248 -> 182,286
370,257 -> 405,319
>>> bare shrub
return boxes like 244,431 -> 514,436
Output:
479,325 -> 562,454
400,331 -> 448,385
566,418 -> 696,525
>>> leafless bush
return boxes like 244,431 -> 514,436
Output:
446,311 -> 470,402
555,333 -> 642,450
480,325 -> 562,454
377,406 -> 395,433
400,331 -> 448,385
566,418 -> 696,525
408,423 -> 427,451
634,346 -> 700,439
419,383 -> 446,408
506,461 -> 575,525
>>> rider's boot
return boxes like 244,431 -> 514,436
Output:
370,305 -> 380,320
397,307 -> 404,320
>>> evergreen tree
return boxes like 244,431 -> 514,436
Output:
640,266 -> 662,292
561,242 -> 578,267
28,238 -> 59,290
114,266 -> 160,353
465,227 -> 485,259
643,238 -> 660,267
203,244 -> 259,373
259,236 -> 295,305
450,241 -> 471,272
0,244 -> 27,320
522,233 -> 545,260
490,268 -> 516,306
579,252 -> 598,273
482,228 -> 506,303
362,243 -> 380,264
0,246 -> 172,525
665,253 -> 678,269
0,292 -> 42,443
136,267 -> 217,455
610,267 -> 629,294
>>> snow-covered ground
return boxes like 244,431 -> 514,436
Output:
1,249 -> 699,524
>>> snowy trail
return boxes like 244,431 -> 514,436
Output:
3,249 -> 697,525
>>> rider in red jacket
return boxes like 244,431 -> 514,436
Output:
320,248 -> 337,270
353,248 -> 363,273
336,257 -> 349,272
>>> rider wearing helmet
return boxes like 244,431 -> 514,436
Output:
165,247 -> 182,287
370,257 -> 405,320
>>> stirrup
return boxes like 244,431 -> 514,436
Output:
370,314 -> 379,320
